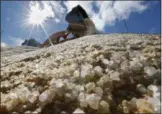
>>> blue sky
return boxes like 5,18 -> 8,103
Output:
1,1 -> 161,47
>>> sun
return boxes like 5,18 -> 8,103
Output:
27,4 -> 46,26
28,10 -> 45,25
23,1 -> 53,46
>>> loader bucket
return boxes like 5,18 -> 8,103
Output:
65,5 -> 89,24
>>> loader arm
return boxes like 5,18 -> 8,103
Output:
40,30 -> 70,48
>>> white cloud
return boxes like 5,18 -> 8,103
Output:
113,1 -> 147,20
64,1 -> 148,31
92,1 -> 148,30
28,1 -> 148,31
91,15 -> 105,32
10,37 -> 24,46
48,1 -> 66,22
1,42 -> 8,48
28,1 -> 65,24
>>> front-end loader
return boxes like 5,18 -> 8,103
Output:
40,5 -> 97,48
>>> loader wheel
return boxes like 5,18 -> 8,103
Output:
56,37 -> 60,43
73,33 -> 79,39
75,34 -> 79,38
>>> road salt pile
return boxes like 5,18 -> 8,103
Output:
1,34 -> 161,114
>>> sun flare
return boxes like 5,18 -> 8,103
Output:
28,11 -> 44,25
27,4 -> 46,26
23,1 -> 53,46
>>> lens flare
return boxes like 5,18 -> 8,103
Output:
27,2 -> 46,26
28,9 -> 45,25
24,1 -> 53,46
